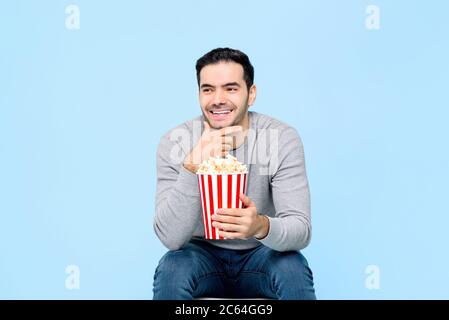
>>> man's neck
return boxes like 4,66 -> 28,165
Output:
237,112 -> 250,142
238,111 -> 250,132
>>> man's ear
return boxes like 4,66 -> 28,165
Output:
248,84 -> 257,107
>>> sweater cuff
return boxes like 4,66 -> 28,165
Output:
257,216 -> 281,248
176,165 -> 200,196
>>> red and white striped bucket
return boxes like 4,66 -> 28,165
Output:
197,173 -> 247,240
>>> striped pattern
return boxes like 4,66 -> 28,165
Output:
197,173 -> 247,240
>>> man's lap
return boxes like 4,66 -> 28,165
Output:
154,240 -> 314,299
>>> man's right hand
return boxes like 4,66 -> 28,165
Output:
183,121 -> 246,173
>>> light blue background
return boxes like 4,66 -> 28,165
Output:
1,0 -> 448,299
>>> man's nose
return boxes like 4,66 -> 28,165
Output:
212,89 -> 226,105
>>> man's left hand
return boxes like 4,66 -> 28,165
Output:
211,193 -> 269,240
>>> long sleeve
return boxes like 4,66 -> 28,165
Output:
258,128 -> 312,252
153,133 -> 202,251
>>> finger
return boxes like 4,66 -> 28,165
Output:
221,150 -> 229,158
209,126 -> 241,138
209,135 -> 232,147
223,144 -> 233,150
239,193 -> 256,208
216,208 -> 245,216
212,222 -> 243,232
220,145 -> 232,157
220,126 -> 243,136
208,142 -> 231,155
224,135 -> 243,150
218,230 -> 243,240
221,136 -> 234,145
231,135 -> 242,148
211,214 -> 241,224
221,143 -> 233,151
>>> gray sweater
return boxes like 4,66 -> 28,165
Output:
153,111 -> 311,252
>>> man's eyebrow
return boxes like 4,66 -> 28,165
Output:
223,82 -> 241,87
200,82 -> 241,89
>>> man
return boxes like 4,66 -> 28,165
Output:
153,48 -> 316,299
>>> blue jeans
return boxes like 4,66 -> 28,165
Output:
153,239 -> 316,300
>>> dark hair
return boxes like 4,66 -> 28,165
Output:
196,48 -> 254,90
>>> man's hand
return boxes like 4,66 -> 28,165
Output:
183,121 -> 246,173
211,193 -> 270,240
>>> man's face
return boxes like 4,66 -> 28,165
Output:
199,62 -> 256,129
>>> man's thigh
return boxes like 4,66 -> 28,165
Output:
154,240 -> 232,298
234,245 -> 315,299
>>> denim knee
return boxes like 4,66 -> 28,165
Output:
156,248 -> 198,278
153,249 -> 197,299
275,251 -> 309,270
268,251 -> 316,300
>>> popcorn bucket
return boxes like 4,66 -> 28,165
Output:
197,173 -> 247,240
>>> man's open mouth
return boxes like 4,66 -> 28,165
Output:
209,109 -> 233,120
210,109 -> 232,114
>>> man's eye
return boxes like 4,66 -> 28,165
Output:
227,87 -> 238,92
202,89 -> 211,93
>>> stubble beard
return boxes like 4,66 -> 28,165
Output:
203,98 -> 249,130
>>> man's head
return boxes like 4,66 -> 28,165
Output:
196,48 -> 256,129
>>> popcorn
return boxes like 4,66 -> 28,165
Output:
196,154 -> 248,174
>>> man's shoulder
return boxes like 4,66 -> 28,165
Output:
251,111 -> 297,133
159,115 -> 203,142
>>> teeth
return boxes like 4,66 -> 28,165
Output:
211,110 -> 231,114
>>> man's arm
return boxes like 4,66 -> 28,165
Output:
258,127 -> 312,252
153,123 -> 246,250
153,134 -> 202,251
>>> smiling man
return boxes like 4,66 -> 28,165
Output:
153,48 -> 316,300
199,58 -> 255,130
